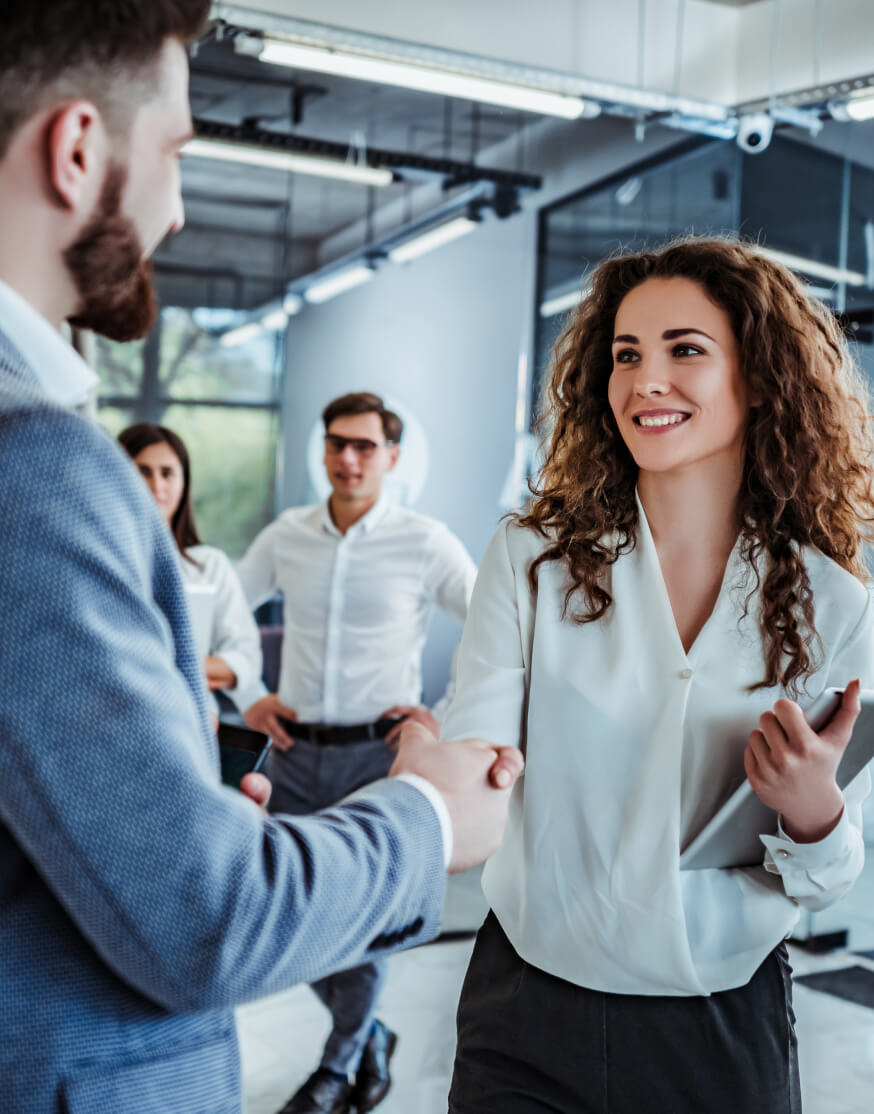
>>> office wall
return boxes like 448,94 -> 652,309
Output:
281,116 -> 686,700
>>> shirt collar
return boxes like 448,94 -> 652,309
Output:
321,494 -> 392,537
0,280 -> 98,408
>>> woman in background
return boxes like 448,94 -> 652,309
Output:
443,237 -> 874,1114
118,423 -> 264,719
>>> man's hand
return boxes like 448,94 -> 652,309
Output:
389,722 -> 524,873
744,679 -> 861,842
240,771 -> 272,815
205,655 -> 237,692
244,694 -> 298,751
382,704 -> 439,745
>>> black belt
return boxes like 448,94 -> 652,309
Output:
279,716 -> 401,746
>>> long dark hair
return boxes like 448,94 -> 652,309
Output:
518,236 -> 874,694
118,422 -> 202,564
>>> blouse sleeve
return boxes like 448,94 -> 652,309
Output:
440,521 -> 530,750
759,590 -> 874,911
206,549 -> 267,714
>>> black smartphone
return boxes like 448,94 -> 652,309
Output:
217,722 -> 272,790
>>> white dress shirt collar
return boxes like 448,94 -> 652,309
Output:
320,494 -> 392,538
0,280 -> 98,408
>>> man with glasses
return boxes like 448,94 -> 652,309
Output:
239,391 -> 477,1114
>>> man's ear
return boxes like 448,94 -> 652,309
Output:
386,444 -> 400,472
45,101 -> 105,211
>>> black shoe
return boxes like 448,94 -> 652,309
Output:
277,1068 -> 354,1114
353,1019 -> 398,1113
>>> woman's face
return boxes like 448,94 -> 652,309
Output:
133,441 -> 185,524
607,277 -> 755,479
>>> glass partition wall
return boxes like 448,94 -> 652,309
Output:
534,120 -> 874,417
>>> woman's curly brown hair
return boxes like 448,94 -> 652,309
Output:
517,236 -> 874,693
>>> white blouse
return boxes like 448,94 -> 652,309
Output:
442,503 -> 873,996
179,545 -> 265,714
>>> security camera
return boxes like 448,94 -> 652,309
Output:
736,113 -> 774,154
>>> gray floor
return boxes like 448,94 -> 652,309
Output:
239,861 -> 874,1114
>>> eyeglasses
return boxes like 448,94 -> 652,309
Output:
324,434 -> 396,458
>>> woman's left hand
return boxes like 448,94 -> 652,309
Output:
744,679 -> 861,842
205,655 -> 237,691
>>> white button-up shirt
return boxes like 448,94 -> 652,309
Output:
443,502 -> 873,996
0,280 -> 97,409
179,545 -> 264,714
236,497 -> 477,724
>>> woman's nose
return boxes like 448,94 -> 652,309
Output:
632,359 -> 669,396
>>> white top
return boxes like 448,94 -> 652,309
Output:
235,497 -> 477,724
179,545 -> 265,714
442,505 -> 873,996
0,280 -> 97,408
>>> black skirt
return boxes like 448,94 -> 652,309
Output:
449,911 -> 801,1114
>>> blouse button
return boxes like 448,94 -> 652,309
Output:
679,668 -> 693,680
777,849 -> 791,859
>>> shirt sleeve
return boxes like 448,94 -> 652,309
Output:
440,522 -> 529,751
235,521 -> 280,612
426,527 -> 478,625
205,549 -> 268,713
394,774 -> 453,868
424,526 -> 478,719
759,590 -> 874,911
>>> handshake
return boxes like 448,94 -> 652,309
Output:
242,715 -> 524,875
388,720 -> 524,874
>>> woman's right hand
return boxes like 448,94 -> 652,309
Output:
244,694 -> 298,750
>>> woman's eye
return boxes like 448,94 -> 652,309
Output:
673,344 -> 702,358
614,349 -> 638,364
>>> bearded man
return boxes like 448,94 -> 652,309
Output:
0,5 -> 523,1113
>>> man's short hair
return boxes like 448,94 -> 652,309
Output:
322,392 -> 403,444
0,0 -> 211,157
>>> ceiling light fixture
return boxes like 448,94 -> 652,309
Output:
261,308 -> 289,330
183,136 -> 394,186
828,89 -> 874,122
754,246 -> 866,287
252,38 -> 596,120
283,292 -> 304,315
539,286 -> 590,318
219,322 -> 263,348
305,264 -> 376,304
388,215 -> 479,263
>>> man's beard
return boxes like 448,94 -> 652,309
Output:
64,163 -> 158,342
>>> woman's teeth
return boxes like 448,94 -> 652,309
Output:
636,414 -> 688,427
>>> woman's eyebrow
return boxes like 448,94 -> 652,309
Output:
612,328 -> 716,344
662,328 -> 715,342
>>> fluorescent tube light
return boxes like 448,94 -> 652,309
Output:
261,308 -> 289,330
283,292 -> 304,315
220,322 -> 262,348
829,90 -> 874,122
257,39 -> 592,120
305,265 -> 375,304
754,246 -> 866,287
184,137 -> 393,187
540,287 -> 587,317
388,216 -> 478,263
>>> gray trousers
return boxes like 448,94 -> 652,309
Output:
266,737 -> 395,1075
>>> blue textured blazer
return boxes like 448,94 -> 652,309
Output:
0,332 -> 446,1113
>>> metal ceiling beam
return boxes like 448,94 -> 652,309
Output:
192,117 -> 543,190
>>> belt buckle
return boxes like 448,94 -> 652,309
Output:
308,725 -> 322,746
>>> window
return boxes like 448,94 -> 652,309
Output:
96,305 -> 283,558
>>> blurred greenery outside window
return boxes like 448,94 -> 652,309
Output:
95,306 -> 283,558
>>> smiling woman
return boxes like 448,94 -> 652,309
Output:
443,236 -> 874,1114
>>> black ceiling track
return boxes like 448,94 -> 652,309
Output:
192,117 -> 542,191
